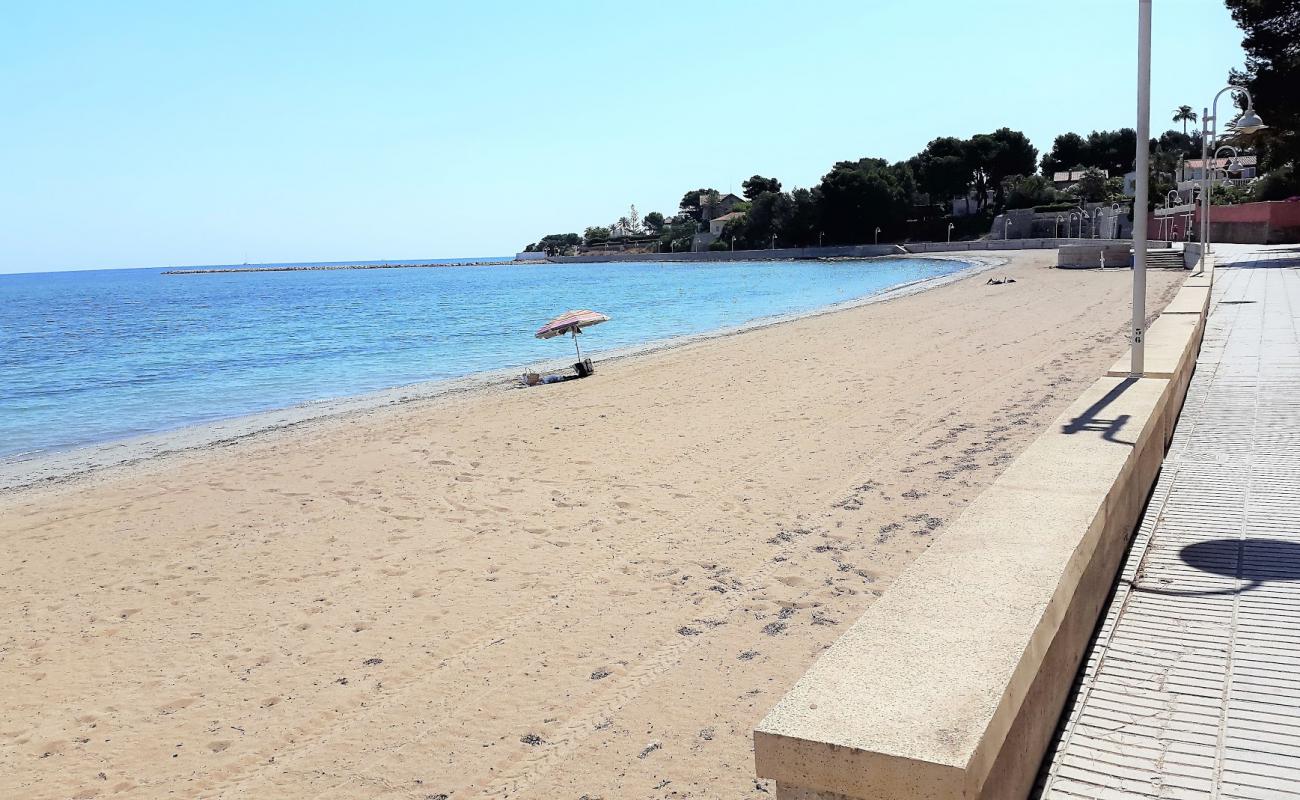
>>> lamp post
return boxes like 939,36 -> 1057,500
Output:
947,222 -> 955,242
731,236 -> 736,251
818,231 -> 824,247
1203,144 -> 1243,250
1055,215 -> 1063,238
1198,85 -> 1265,261
771,233 -> 777,250
1131,0 -> 1151,377
1003,216 -> 1011,240
1093,208 -> 1104,239
1212,144 -> 1243,174
874,227 -> 881,245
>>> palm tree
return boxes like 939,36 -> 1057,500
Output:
1173,105 -> 1198,135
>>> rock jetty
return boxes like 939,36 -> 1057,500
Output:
163,260 -> 519,275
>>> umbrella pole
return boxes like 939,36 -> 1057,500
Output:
572,329 -> 583,362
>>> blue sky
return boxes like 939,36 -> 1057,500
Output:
1,1 -> 1247,273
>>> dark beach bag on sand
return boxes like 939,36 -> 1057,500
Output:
574,359 -> 595,378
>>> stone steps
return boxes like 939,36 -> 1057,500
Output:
1144,249 -> 1185,269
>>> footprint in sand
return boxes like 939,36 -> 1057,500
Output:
206,740 -> 233,752
157,696 -> 198,715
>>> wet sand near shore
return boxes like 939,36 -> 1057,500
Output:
0,252 -> 1183,799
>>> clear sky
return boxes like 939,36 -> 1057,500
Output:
1,1 -> 1247,274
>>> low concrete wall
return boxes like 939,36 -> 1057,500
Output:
548,240 -> 1169,264
992,206 -> 1133,241
1057,244 -> 1134,268
906,239 -> 1166,255
754,271 -> 1209,799
1184,252 -> 1214,288
550,244 -> 903,264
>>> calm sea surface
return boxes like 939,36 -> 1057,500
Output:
0,257 -> 966,458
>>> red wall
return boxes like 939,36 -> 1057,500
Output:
1150,201 -> 1300,244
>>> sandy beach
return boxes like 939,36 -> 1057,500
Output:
0,251 -> 1184,799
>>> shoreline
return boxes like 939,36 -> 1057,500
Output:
0,254 -> 1001,492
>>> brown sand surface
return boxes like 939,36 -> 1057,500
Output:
0,252 -> 1183,799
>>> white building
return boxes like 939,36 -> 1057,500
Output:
1178,155 -> 1258,182
709,211 -> 745,236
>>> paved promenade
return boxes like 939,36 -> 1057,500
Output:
1037,244 -> 1300,799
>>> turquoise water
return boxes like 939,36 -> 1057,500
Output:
0,257 -> 966,458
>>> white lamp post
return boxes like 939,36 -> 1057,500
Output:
1203,143 -> 1244,248
1198,85 -> 1265,261
1131,0 -> 1151,377
874,226 -> 881,244
947,222 -> 955,242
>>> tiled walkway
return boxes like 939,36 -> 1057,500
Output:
1037,245 -> 1300,800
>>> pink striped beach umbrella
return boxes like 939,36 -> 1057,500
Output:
535,309 -> 610,361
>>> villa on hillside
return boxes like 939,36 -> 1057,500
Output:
1177,154 -> 1258,183
1052,169 -> 1109,191
701,192 -> 744,221
709,211 -> 745,237
950,188 -> 995,217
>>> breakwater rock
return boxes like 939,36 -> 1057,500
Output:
163,260 -> 517,275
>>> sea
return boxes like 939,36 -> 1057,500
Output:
0,256 -> 969,460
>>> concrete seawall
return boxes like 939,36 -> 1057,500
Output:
544,239 -> 1166,264
548,244 -> 904,263
754,264 -> 1211,799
